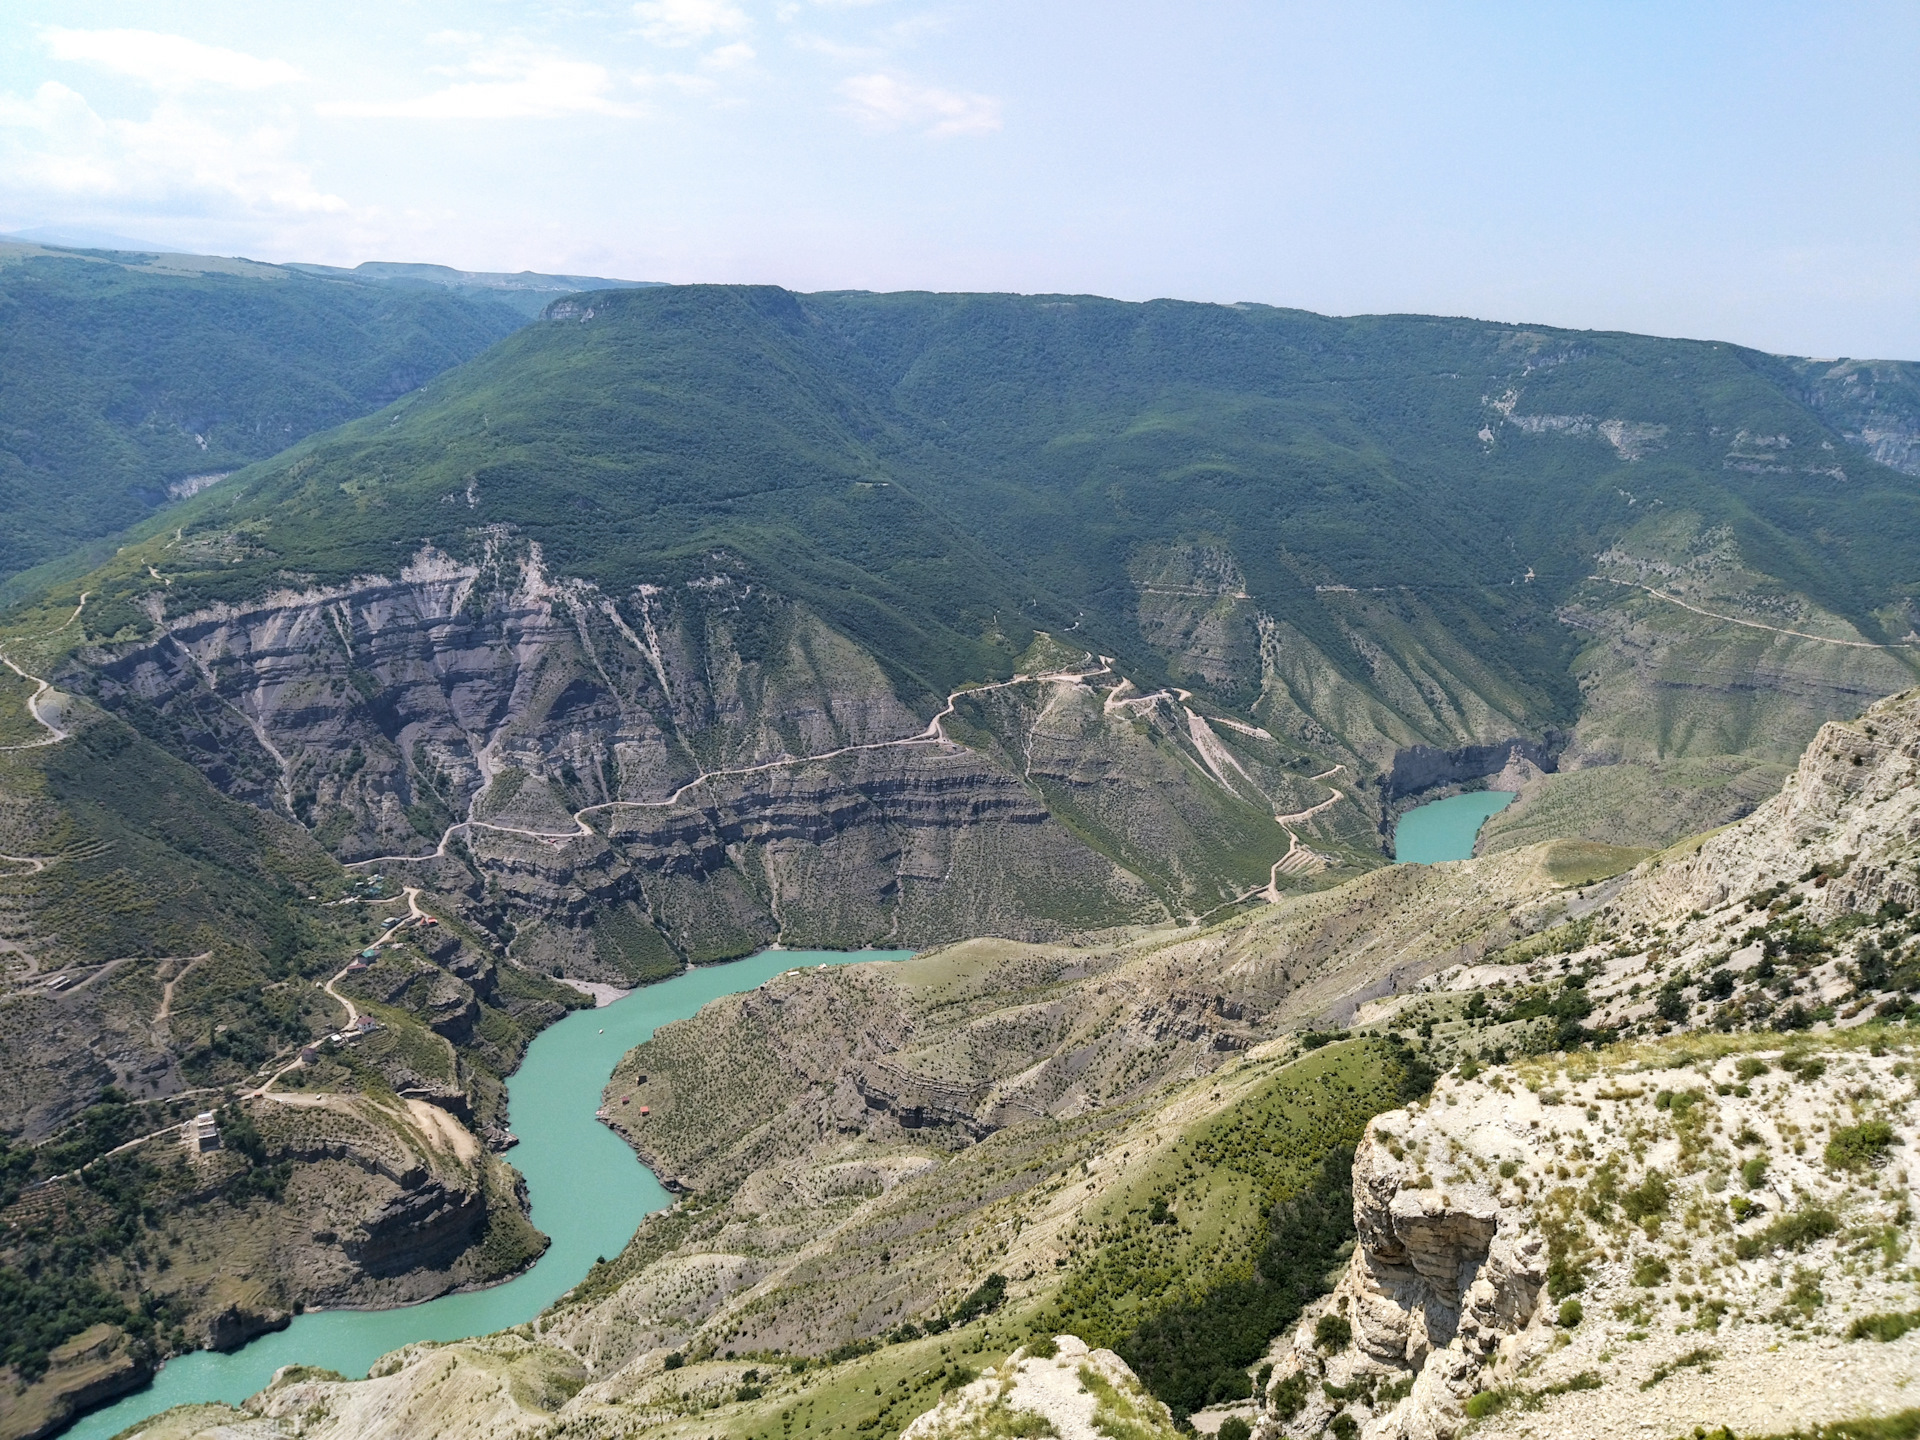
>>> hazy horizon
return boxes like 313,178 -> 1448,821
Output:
2,1 -> 1915,360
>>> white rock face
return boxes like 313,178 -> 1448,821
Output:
1258,1113 -> 1547,1440
1259,1035 -> 1920,1440
1611,686 -> 1920,929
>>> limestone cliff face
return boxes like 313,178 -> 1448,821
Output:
56,542 -> 1372,972
1260,1114 -> 1548,1440
1260,1035 -> 1920,1440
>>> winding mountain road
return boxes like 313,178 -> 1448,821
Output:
1591,576 -> 1920,650
0,653 -> 70,750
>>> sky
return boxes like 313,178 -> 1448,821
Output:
0,1 -> 1915,359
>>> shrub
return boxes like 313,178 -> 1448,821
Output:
1741,1156 -> 1769,1190
1781,1053 -> 1828,1081
1329,1414 -> 1359,1440
950,1273 -> 1008,1327
1633,1255 -> 1671,1287
1736,1057 -> 1769,1081
1558,1298 -> 1583,1327
1827,1120 -> 1895,1172
1270,1372 -> 1312,1421
1850,1312 -> 1920,1343
1734,1207 -> 1840,1259
664,1352 -> 684,1370
1314,1314 -> 1352,1353
1621,1172 -> 1671,1222
1218,1419 -> 1252,1440
1464,1390 -> 1509,1419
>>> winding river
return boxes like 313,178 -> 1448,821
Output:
70,795 -> 1497,1438
69,948 -> 911,1440
1393,790 -> 1516,864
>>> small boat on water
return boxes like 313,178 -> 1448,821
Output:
594,1107 -> 610,1120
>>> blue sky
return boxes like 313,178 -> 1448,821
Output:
1,1 -> 1915,358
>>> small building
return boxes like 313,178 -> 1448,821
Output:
420,916 -> 438,927
360,948 -> 380,960
383,917 -> 401,929
345,958 -> 369,972
299,1044 -> 320,1063
183,1111 -> 220,1152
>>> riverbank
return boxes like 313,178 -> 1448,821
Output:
60,949 -> 911,1440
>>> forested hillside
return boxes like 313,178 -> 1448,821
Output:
0,243 -> 649,589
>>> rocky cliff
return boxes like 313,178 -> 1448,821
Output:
1257,1035 -> 1920,1440
53,541 -> 1394,973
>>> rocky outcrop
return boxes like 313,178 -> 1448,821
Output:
1253,1037 -> 1920,1440
1259,1116 -> 1548,1440
58,544 -> 1266,970
0,1324 -> 153,1440
905,1337 -> 1180,1440
206,1304 -> 291,1352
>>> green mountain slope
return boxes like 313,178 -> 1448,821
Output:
5,283 -> 1917,984
0,243 -> 652,589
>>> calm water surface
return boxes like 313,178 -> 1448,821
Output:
70,947 -> 910,1440
1393,790 -> 1516,864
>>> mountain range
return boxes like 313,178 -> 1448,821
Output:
3,269 -> 1920,1438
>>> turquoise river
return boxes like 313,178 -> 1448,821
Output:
1393,790 -> 1517,864
69,947 -> 911,1440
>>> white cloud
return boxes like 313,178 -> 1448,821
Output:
321,46 -> 643,120
792,34 -> 886,61
42,28 -> 302,91
839,73 -> 1000,137
634,0 -> 751,47
0,80 -> 345,215
704,42 -> 758,70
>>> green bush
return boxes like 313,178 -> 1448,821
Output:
949,1273 -> 1008,1327
1827,1120 -> 1895,1172
1270,1372 -> 1312,1421
1850,1312 -> 1920,1343
1557,1298 -> 1583,1327
1733,1207 -> 1840,1259
1741,1156 -> 1769,1190
1621,1172 -> 1671,1222
1218,1419 -> 1252,1440
1464,1390 -> 1509,1419
1314,1314 -> 1353,1352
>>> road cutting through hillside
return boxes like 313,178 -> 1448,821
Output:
1591,575 -> 1920,649
154,952 -> 214,1024
0,652 -> 70,749
340,655 -> 1351,926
